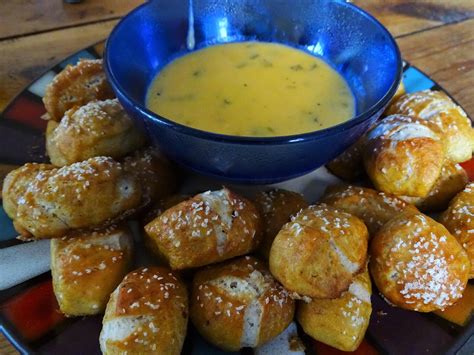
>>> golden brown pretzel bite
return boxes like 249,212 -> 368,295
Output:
2,163 -> 55,219
370,212 -> 469,312
10,157 -> 142,240
43,59 -> 114,121
387,89 -> 474,163
51,224 -> 133,316
326,136 -> 366,181
269,204 -> 368,300
190,256 -> 294,351
145,188 -> 262,270
399,161 -> 468,212
254,189 -> 308,259
100,266 -> 188,354
322,184 -> 418,235
297,269 -> 372,352
441,182 -> 474,278
123,147 -> 178,206
363,114 -> 445,197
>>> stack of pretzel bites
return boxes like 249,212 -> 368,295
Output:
2,61 -> 473,354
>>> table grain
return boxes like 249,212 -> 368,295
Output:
0,1 -> 473,353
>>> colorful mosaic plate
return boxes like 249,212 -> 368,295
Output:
0,42 -> 473,355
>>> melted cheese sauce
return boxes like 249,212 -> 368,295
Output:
146,41 -> 355,137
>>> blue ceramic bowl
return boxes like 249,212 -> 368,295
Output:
105,0 -> 402,184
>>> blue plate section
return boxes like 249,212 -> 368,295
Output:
403,66 -> 435,93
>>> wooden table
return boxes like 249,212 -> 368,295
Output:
0,1 -> 473,353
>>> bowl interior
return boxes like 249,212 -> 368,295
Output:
106,0 -> 400,126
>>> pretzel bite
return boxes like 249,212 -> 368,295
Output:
269,204 -> 368,299
326,136 -> 366,181
51,225 -> 133,316
190,256 -> 294,351
144,188 -> 262,270
100,267 -> 188,354
254,189 -> 308,259
322,185 -> 418,235
441,183 -> 474,278
370,212 -> 470,312
43,59 -> 114,121
123,147 -> 178,206
387,90 -> 474,163
363,114 -> 445,197
11,157 -> 142,240
400,162 -> 468,212
142,194 -> 189,261
2,163 -> 55,219
297,269 -> 372,352
46,99 -> 145,166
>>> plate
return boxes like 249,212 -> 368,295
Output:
0,41 -> 473,355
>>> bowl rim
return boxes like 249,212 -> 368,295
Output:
104,0 -> 402,145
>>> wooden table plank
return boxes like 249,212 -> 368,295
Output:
397,18 -> 474,115
0,0 -> 143,39
2,0 -> 473,40
0,19 -> 118,111
0,0 -> 474,39
355,0 -> 474,37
